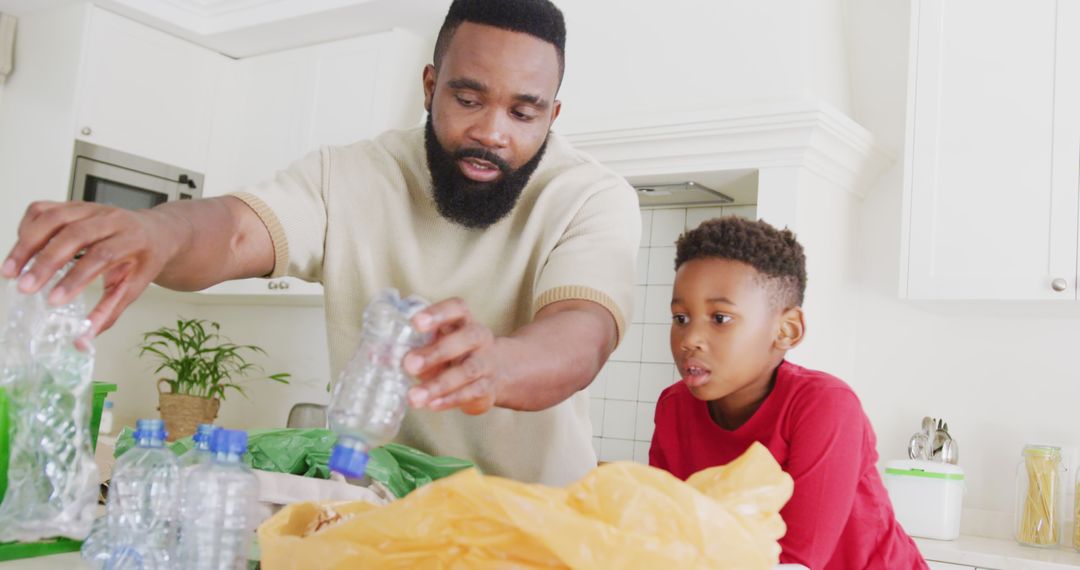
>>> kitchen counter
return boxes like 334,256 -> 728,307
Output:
0,553 -> 87,569
917,535 -> 1080,569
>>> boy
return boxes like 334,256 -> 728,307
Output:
649,217 -> 926,569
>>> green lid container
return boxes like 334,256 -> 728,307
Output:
0,380 -> 117,561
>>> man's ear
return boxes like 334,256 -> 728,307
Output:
775,306 -> 805,351
550,99 -> 562,125
422,64 -> 436,112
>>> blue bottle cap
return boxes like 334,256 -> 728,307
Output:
133,418 -> 167,442
329,444 -> 369,478
210,429 -> 248,455
192,423 -> 217,445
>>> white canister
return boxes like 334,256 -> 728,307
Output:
883,459 -> 965,540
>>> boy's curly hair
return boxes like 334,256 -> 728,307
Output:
674,216 -> 807,309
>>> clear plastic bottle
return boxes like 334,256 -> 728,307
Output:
179,424 -> 217,469
1015,444 -> 1064,547
83,418 -> 180,568
327,288 -> 431,478
175,429 -> 258,570
0,262 -> 99,542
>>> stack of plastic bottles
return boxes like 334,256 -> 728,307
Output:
81,421 -> 258,569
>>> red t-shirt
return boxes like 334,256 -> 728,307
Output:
649,360 -> 927,570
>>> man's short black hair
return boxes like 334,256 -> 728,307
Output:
675,216 -> 807,309
433,0 -> 567,82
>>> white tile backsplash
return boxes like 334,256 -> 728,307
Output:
685,206 -> 726,230
641,324 -> 674,363
646,247 -> 676,285
639,210 -> 653,248
601,361 -> 640,401
636,401 -> 656,441
610,325 -> 643,362
650,209 -> 687,247
600,438 -> 635,462
602,400 -> 637,439
633,441 -> 651,464
592,437 -> 602,456
635,247 -> 650,285
638,363 -> 676,403
644,284 -> 673,324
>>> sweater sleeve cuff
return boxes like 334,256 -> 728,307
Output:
534,285 -> 627,346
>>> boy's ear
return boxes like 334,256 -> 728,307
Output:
774,307 -> 805,351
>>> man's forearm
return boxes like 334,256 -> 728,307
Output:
150,196 -> 274,291
494,300 -> 617,411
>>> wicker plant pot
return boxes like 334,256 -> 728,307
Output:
157,379 -> 220,441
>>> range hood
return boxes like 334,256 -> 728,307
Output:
633,181 -> 735,207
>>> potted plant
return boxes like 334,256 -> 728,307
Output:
138,317 -> 290,441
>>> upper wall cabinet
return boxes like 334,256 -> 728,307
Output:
203,29 -> 426,197
902,0 -> 1080,300
75,8 -> 228,173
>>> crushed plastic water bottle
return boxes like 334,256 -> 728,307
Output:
327,288 -> 431,478
179,424 -> 217,469
0,263 -> 99,542
82,418 -> 180,569
175,429 -> 258,570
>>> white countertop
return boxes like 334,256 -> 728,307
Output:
0,553 -> 87,569
916,535 -> 1080,569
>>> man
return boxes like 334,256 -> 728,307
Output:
1,0 -> 639,485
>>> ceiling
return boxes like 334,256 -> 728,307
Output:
0,0 -> 452,58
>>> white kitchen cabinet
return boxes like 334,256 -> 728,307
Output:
75,8 -> 228,173
197,29 -> 426,300
205,27 -> 426,197
901,0 -> 1080,300
927,563 -> 977,570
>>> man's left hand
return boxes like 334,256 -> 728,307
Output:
403,297 -> 506,415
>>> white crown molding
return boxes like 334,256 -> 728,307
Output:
563,98 -> 894,198
102,0 -> 379,35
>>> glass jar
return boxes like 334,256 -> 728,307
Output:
1015,444 -> 1063,547
1075,465 -> 1080,551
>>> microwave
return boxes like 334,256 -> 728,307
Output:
69,141 -> 203,211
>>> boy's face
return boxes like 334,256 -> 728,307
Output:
669,258 -> 796,404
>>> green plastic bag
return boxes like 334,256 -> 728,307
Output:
114,428 -> 473,498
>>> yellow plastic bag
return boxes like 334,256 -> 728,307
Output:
259,442 -> 793,570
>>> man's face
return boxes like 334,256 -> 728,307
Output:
423,22 -> 563,228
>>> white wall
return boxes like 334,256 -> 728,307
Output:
845,0 -> 1080,538
0,3 -> 87,259
555,0 -> 852,134
91,292 -> 331,434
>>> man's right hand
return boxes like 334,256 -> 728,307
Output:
2,201 -> 185,339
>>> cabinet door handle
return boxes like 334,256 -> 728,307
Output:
80,127 -> 92,136
1051,278 -> 1068,292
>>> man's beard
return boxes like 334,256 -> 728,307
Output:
424,115 -> 548,229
